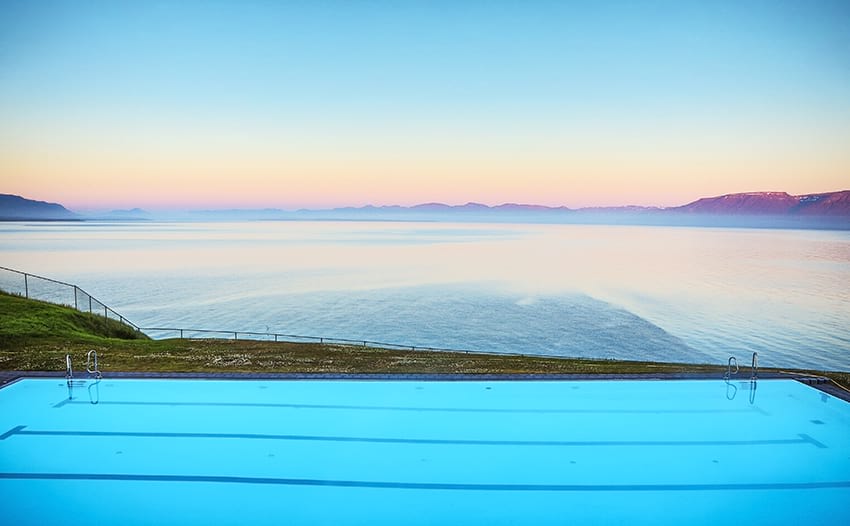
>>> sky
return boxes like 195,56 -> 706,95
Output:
1,0 -> 849,211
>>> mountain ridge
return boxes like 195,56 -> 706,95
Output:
3,191 -> 849,228
670,191 -> 850,216
0,193 -> 78,221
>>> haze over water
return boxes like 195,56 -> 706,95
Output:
2,221 -> 848,371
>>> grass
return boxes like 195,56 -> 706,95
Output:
1,291 -> 848,389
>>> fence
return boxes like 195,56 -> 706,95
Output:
0,265 -> 492,355
138,327 -> 484,354
0,266 -> 141,332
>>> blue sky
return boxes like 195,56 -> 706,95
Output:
1,0 -> 849,209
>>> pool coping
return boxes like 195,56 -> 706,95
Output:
2,369 -> 847,401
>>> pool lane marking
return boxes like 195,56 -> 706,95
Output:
1,472 -> 849,492
799,434 -> 828,449
56,400 -> 767,415
0,425 -> 25,440
1,427 -> 828,449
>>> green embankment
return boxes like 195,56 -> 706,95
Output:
1,291 -> 848,388
0,290 -> 145,345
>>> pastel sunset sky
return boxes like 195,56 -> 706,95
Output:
1,0 -> 848,210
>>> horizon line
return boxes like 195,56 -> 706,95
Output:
55,188 -> 850,214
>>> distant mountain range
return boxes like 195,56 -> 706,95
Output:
85,208 -> 153,221
0,194 -> 155,221
670,191 -> 850,216
0,194 -> 79,221
2,190 -> 849,229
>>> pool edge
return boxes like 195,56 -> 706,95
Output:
2,369 -> 847,401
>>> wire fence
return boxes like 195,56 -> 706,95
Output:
0,266 -> 141,331
0,265 -> 495,355
138,327 -> 487,354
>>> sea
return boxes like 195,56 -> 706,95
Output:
1,221 -> 848,371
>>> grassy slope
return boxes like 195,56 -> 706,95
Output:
1,291 -> 848,388
0,291 -> 144,344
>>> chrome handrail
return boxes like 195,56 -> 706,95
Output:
724,356 -> 738,381
751,352 -> 759,380
65,354 -> 73,380
86,350 -> 102,379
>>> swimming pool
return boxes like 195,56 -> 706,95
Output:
0,378 -> 848,525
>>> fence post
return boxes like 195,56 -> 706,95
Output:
24,274 -> 28,298
104,306 -> 107,318
180,329 -> 183,339
234,332 -> 238,340
73,286 -> 78,310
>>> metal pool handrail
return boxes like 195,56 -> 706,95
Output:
751,352 -> 759,380
86,350 -> 102,380
724,356 -> 739,380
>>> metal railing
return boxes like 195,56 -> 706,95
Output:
751,351 -> 759,380
139,326 -> 486,354
1,265 -> 498,356
724,356 -> 738,380
86,350 -> 102,379
0,265 -> 141,332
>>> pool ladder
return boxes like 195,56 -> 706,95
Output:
64,351 -> 102,381
65,352 -> 101,403
724,352 -> 758,381
724,352 -> 758,403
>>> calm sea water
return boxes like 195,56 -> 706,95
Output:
1,221 -> 848,371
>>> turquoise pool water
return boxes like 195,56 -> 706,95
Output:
0,378 -> 848,524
